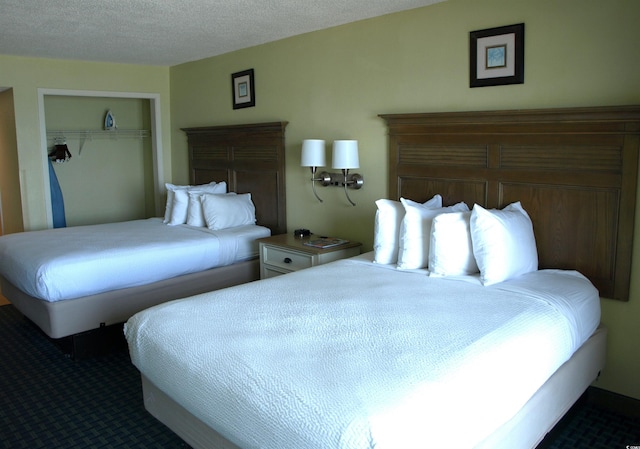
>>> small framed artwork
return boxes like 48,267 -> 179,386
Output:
469,23 -> 524,88
231,69 -> 255,109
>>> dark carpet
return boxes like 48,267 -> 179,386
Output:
0,304 -> 189,449
539,397 -> 640,449
0,303 -> 638,449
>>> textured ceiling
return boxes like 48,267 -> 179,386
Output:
0,0 -> 445,66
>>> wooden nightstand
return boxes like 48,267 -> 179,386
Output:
257,234 -> 362,279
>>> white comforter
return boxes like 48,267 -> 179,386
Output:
0,218 -> 270,302
125,255 -> 600,449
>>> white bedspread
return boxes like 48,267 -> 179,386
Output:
0,218 -> 270,302
125,255 -> 600,449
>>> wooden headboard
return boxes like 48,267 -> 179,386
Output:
182,121 -> 288,236
380,106 -> 640,301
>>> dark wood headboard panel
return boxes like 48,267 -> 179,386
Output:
182,121 -> 288,236
380,106 -> 640,301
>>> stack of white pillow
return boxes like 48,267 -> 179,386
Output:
163,181 -> 257,230
373,195 -> 538,285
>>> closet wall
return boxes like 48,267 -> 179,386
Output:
44,96 -> 154,226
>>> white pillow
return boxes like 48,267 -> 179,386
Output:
202,192 -> 256,230
167,182 -> 227,226
163,183 -> 189,223
186,192 -> 207,227
397,200 -> 469,270
168,188 -> 193,225
200,181 -> 227,195
428,211 -> 479,276
373,195 -> 442,265
185,182 -> 228,227
470,202 -> 538,285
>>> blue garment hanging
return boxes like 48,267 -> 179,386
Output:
48,159 -> 66,228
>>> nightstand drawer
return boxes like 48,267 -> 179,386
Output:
262,265 -> 289,279
262,246 -> 313,271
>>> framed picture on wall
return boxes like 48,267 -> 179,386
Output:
231,69 -> 255,109
469,23 -> 524,88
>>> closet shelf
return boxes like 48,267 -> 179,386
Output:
46,129 -> 150,140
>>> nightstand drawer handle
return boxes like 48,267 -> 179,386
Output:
283,257 -> 292,264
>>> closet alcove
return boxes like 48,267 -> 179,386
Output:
40,90 -> 164,228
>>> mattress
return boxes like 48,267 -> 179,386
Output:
0,218 -> 270,302
125,254 -> 601,449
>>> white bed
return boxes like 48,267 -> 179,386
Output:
0,121 -> 289,344
0,189 -> 272,340
0,218 -> 269,340
125,253 -> 604,449
0,218 -> 269,303
122,105 -> 640,449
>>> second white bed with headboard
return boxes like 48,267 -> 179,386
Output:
0,122 -> 287,349
123,105 -> 640,449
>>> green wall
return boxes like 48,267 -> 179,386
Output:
170,0 -> 640,399
170,0 -> 639,249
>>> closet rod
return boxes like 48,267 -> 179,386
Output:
46,129 -> 150,140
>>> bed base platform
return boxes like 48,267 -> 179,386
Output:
53,321 -> 129,359
142,373 -> 242,449
140,326 -> 607,449
475,326 -> 607,449
1,258 -> 259,343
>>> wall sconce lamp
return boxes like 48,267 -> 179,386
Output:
301,139 -> 364,206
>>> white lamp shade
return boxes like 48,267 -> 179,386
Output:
301,139 -> 326,167
332,140 -> 359,169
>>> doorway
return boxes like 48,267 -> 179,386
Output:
0,87 -> 23,236
0,87 -> 21,305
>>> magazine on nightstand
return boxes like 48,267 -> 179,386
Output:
303,237 -> 349,249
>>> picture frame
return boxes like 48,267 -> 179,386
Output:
231,69 -> 255,109
469,23 -> 524,88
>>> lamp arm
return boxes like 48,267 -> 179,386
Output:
344,183 -> 356,206
343,169 -> 356,206
312,179 -> 324,203
309,167 -> 324,203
